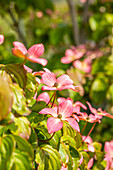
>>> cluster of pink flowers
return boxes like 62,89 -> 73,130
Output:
61,44 -> 103,73
104,140 -> 113,170
36,92 -> 113,134
1,34 -> 113,169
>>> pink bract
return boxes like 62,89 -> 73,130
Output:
12,41 -> 47,66
23,65 -> 33,73
39,100 -> 80,134
0,35 -> 4,45
61,48 -> 85,64
73,59 -> 92,73
87,101 -> 113,119
37,92 -> 50,104
104,140 -> 113,159
41,71 -> 82,92
104,140 -> 113,170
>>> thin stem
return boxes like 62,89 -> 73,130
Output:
38,132 -> 55,143
81,122 -> 88,135
51,91 -> 56,108
46,92 -> 55,106
22,58 -> 27,65
83,122 -> 96,142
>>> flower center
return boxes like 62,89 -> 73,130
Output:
57,114 -> 62,119
54,82 -> 58,87
25,53 -> 30,57
97,111 -> 102,115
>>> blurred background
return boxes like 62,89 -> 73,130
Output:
0,0 -> 113,144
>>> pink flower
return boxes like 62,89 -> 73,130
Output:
57,97 -> 73,104
73,101 -> 87,114
87,158 -> 94,169
104,140 -> 113,170
104,140 -> 113,159
23,65 -> 33,73
41,70 -> 82,92
12,41 -> 47,66
57,98 -> 87,122
39,100 -> 80,134
73,58 -> 92,73
82,136 -> 95,152
78,112 -> 97,123
82,136 -> 94,169
37,92 -> 50,104
0,35 -> 4,45
87,102 -> 113,120
61,48 -> 85,64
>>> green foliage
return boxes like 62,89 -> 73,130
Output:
0,0 -> 113,169
0,72 -> 13,121
11,84 -> 30,116
35,144 -> 61,170
9,117 -> 31,140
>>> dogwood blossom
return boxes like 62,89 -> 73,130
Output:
39,100 -> 80,134
41,70 -> 82,92
0,35 -> 4,45
104,140 -> 113,170
12,41 -> 47,66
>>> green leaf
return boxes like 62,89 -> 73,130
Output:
90,75 -> 108,104
11,84 -> 30,116
74,132 -> 82,149
4,64 -> 27,89
95,151 -> 104,165
35,144 -> 61,170
89,16 -> 98,31
27,112 -> 44,127
0,112 -> 14,125
13,135 -> 34,160
10,117 -> 31,140
0,135 -> 15,169
0,126 -> 6,137
25,73 -> 38,99
61,143 -> 73,170
92,56 -> 108,75
49,130 -> 62,149
31,101 -> 47,112
49,26 -> 65,45
59,143 -> 67,163
105,13 -> 113,24
61,135 -> 77,150
71,147 -> 80,170
63,121 -> 76,137
80,151 -> 89,166
91,142 -> 102,151
6,149 -> 33,170
0,73 -> 13,121
28,127 -> 38,150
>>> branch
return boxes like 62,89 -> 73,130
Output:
8,5 -> 28,48
83,0 -> 90,24
66,0 -> 80,45
81,0 -> 90,42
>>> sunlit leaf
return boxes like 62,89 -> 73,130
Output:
35,144 -> 61,170
3,64 -> 27,89
25,73 -> 38,99
0,135 -> 15,169
6,149 -> 33,170
10,117 -> 31,140
11,84 -> 30,116
0,73 -> 13,121
13,135 -> 34,160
